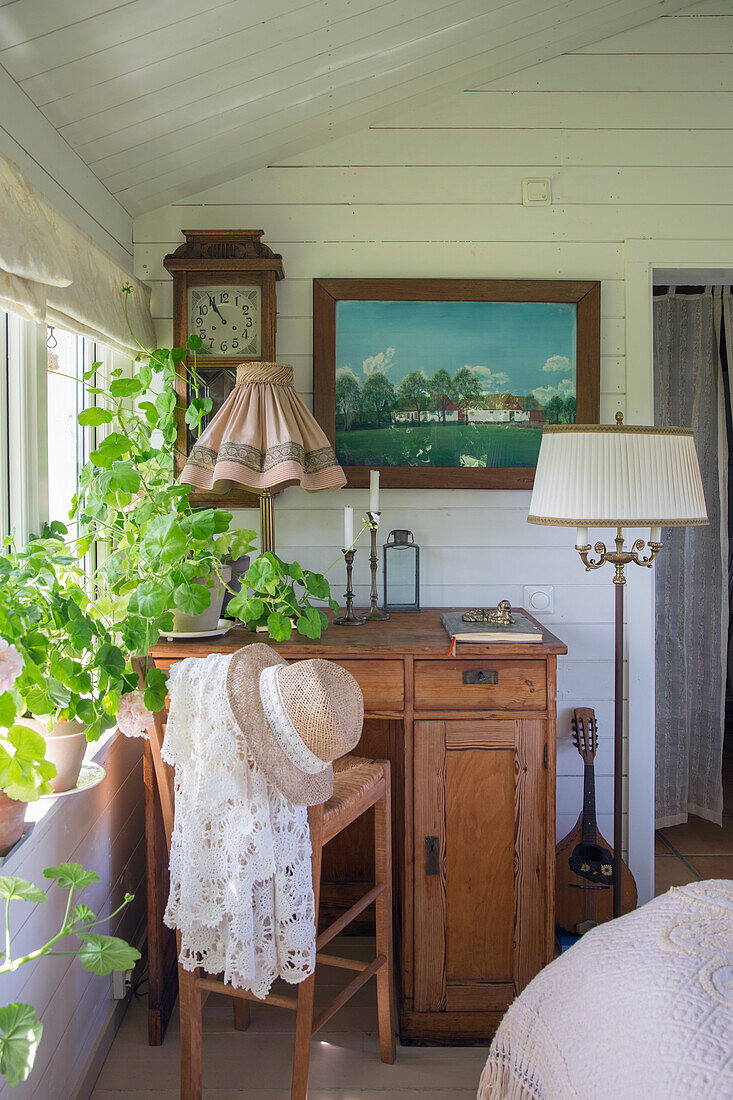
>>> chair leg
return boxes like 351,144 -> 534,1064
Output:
232,998 -> 250,1031
292,805 -> 324,1100
179,966 -> 203,1100
374,772 -> 397,1064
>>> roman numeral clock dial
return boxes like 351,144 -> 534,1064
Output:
188,285 -> 261,357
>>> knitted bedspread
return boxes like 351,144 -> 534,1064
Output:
478,880 -> 733,1100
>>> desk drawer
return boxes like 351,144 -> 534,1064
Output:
332,660 -> 404,713
414,660 -> 546,711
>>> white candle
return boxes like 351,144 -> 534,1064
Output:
369,470 -> 380,514
344,506 -> 354,550
576,527 -> 588,547
650,526 -> 661,544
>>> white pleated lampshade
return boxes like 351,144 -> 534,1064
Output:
528,421 -> 708,529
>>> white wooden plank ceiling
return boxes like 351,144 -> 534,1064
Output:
0,0 -> 696,215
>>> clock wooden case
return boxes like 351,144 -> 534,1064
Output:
163,229 -> 284,507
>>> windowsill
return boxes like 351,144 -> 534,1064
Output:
2,728 -> 122,870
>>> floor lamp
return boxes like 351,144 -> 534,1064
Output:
528,413 -> 708,918
179,361 -> 346,552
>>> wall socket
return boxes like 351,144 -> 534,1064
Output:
522,585 -> 554,615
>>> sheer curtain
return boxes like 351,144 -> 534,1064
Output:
654,288 -> 726,827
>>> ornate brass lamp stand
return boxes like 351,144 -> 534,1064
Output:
575,527 -> 662,916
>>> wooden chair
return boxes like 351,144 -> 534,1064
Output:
146,695 -> 396,1100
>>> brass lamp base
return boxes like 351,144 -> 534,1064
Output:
259,488 -> 275,553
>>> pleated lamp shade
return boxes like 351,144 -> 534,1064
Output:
527,421 -> 708,529
180,361 -> 346,494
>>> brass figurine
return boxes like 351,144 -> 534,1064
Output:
462,599 -> 515,625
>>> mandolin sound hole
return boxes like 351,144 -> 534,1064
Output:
569,843 -> 614,885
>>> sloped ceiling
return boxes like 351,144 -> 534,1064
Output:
0,0 -> 694,216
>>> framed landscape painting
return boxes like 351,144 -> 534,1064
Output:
313,278 -> 600,489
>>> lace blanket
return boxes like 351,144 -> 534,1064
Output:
478,879 -> 733,1100
161,653 -> 316,997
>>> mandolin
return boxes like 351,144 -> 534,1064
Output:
556,707 -> 637,934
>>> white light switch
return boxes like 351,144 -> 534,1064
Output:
522,178 -> 551,206
523,585 -> 554,614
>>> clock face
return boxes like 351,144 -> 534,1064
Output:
188,285 -> 261,357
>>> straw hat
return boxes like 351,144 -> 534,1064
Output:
226,643 -> 364,805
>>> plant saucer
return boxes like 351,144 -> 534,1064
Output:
162,617 -> 235,641
40,762 -> 106,799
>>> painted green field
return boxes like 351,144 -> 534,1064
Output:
336,422 -> 543,468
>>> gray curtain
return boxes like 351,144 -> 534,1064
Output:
654,288 -> 726,828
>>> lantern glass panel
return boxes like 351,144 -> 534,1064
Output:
383,530 -> 419,611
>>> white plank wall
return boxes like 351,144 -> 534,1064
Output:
134,2 -> 733,897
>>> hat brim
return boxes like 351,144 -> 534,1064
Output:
226,644 -> 334,807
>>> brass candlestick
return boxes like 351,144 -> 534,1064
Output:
363,511 -> 389,621
334,549 -> 365,626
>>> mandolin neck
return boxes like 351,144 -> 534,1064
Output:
581,763 -> 599,844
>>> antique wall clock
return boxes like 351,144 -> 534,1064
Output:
163,229 -> 284,506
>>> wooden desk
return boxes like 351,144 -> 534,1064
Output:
146,609 -> 566,1045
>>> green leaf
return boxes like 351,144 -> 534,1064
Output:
173,581 -> 211,617
295,606 -> 323,640
155,391 -> 176,420
95,643 -> 125,680
170,347 -> 186,363
138,400 -> 159,426
0,1003 -> 43,1086
109,377 -> 143,399
77,407 -> 114,427
71,904 -> 97,924
304,572 -> 330,600
131,581 -> 169,618
286,560 -> 305,583
186,509 -> 216,540
0,877 -> 47,903
143,667 -> 167,712
142,514 -> 186,565
0,693 -> 16,729
77,933 -> 141,976
43,863 -> 100,890
245,556 -> 278,593
186,334 -> 203,351
267,611 -> 292,642
89,433 -> 131,467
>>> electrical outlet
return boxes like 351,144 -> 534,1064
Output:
523,585 -> 554,615
112,968 -> 133,1000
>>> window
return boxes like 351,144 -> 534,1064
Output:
46,327 -> 87,529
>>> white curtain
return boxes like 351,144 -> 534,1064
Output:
0,155 -> 155,356
654,288 -> 726,828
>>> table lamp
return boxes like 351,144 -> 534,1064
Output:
180,361 -> 346,551
528,412 -> 707,917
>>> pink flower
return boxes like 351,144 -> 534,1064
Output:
117,690 -> 153,739
0,640 -> 23,694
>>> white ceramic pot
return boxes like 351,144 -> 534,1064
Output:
171,566 -> 231,634
25,717 -> 88,794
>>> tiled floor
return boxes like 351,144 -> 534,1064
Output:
654,743 -> 733,895
92,937 -> 487,1099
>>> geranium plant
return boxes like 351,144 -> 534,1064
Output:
226,552 -> 338,641
0,863 -> 139,1086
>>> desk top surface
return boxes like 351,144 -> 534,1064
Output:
149,607 -> 567,661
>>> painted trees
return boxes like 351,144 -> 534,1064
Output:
452,367 -> 483,419
361,373 -> 397,429
398,371 -> 431,424
335,372 -> 361,430
429,368 -> 455,423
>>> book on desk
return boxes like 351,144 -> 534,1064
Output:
441,609 -> 543,645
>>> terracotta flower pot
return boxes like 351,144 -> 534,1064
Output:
0,791 -> 27,856
25,717 -> 88,794
171,566 -> 232,634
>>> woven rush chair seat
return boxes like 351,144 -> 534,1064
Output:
324,756 -> 386,836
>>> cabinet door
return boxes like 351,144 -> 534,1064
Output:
413,718 -> 548,1014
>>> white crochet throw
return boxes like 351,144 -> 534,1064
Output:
161,653 -> 316,997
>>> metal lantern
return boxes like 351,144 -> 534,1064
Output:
383,530 -> 420,612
